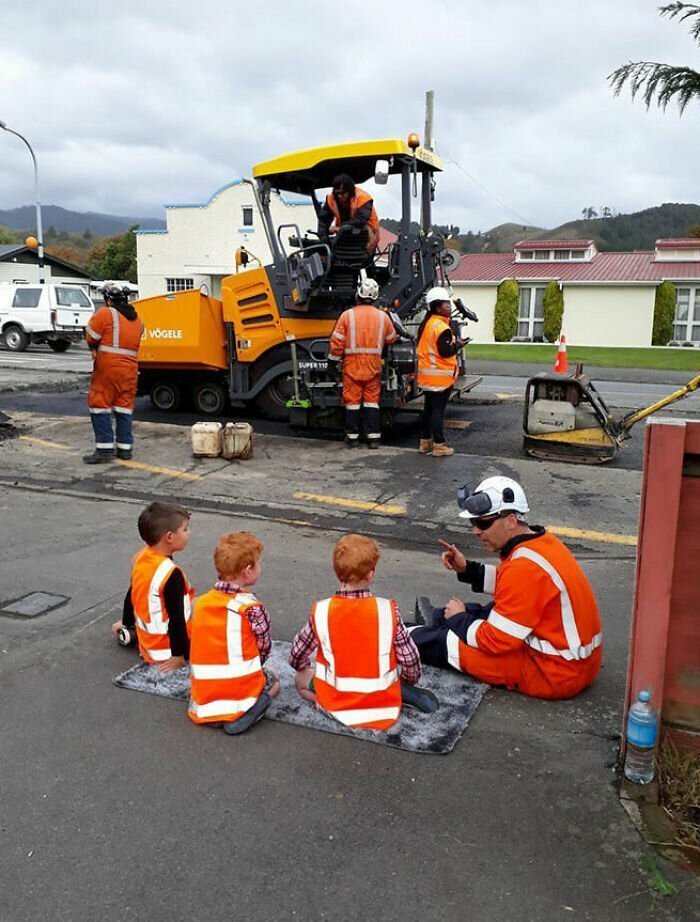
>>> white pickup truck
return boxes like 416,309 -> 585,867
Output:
0,282 -> 95,352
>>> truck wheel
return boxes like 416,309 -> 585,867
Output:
193,381 -> 227,416
254,376 -> 294,421
48,339 -> 71,353
150,381 -> 182,412
4,325 -> 30,352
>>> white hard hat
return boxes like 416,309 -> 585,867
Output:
458,476 -> 529,520
357,275 -> 379,301
425,286 -> 451,305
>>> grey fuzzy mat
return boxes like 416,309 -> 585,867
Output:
113,641 -> 487,754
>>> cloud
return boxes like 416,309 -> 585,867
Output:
1,0 -> 699,233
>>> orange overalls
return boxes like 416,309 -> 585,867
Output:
329,304 -> 397,442
325,187 -> 380,252
188,589 -> 266,725
85,306 -> 144,455
311,595 -> 403,730
449,532 -> 602,699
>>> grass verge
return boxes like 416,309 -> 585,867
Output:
658,737 -> 700,852
467,343 -> 700,371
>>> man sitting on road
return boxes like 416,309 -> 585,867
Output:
407,476 -> 603,700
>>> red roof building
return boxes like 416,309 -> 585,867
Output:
450,239 -> 700,348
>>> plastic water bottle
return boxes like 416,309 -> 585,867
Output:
623,690 -> 658,784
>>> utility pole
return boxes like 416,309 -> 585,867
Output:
423,90 -> 435,151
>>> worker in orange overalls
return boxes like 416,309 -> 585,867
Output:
83,283 -> 144,464
328,274 -> 398,448
407,476 -> 603,700
317,173 -> 380,253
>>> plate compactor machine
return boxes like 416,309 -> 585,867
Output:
523,366 -> 700,464
136,136 -> 480,427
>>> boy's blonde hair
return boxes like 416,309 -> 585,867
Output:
214,531 -> 263,580
333,534 -> 380,583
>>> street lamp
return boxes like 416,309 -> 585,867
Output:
0,120 -> 45,282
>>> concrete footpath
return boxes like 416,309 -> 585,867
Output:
0,408 -> 698,920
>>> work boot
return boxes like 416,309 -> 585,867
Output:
401,682 -> 440,714
414,596 -> 434,626
116,449 -> 132,460
345,436 -> 359,449
431,443 -> 454,457
82,450 -> 115,465
223,693 -> 271,735
418,439 -> 434,454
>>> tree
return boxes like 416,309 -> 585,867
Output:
609,3 -> 700,114
542,280 -> 564,343
687,223 -> 700,236
493,279 -> 519,342
652,280 -> 677,344
0,225 -> 19,245
85,224 -> 139,282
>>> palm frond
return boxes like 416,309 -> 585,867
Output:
660,3 -> 700,44
608,61 -> 700,113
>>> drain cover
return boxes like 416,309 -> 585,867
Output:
0,592 -> 69,618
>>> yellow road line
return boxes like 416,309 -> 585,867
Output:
294,491 -> 406,516
548,525 -> 637,547
19,435 -> 72,451
116,460 -> 201,481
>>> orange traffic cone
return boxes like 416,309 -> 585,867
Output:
554,335 -> 568,374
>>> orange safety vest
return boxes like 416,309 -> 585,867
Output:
130,546 -> 194,664
188,589 -> 266,724
311,595 -> 402,730
325,187 -> 380,252
86,307 -> 144,410
416,314 -> 458,391
329,304 -> 398,381
448,532 -> 603,698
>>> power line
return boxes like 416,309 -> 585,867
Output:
443,154 -> 535,228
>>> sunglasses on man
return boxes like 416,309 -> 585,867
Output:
469,512 -> 510,531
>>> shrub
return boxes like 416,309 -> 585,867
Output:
542,279 -> 564,343
652,281 -> 676,345
494,279 -> 519,341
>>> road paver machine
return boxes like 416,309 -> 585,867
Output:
136,136 -> 479,425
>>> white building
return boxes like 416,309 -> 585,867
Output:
135,180 -> 316,299
0,244 -> 92,287
451,238 -> 700,347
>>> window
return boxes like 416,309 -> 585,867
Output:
534,250 -> 550,261
554,250 -> 570,260
517,286 -> 546,339
165,277 -> 194,293
571,250 -> 586,259
520,251 -> 533,260
12,288 -> 41,308
673,287 -> 700,343
242,206 -> 254,227
56,287 -> 91,307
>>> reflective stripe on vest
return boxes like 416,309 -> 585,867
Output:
188,697 -> 260,720
135,558 -> 175,636
96,307 -> 141,357
343,307 -> 387,356
417,315 -> 458,389
327,705 -> 401,727
314,596 -> 396,694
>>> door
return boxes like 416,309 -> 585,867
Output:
53,286 -> 95,330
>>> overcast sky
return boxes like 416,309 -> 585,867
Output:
1,0 -> 699,234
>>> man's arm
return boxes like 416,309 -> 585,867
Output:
329,312 -> 347,359
438,539 -> 492,593
348,199 -> 373,228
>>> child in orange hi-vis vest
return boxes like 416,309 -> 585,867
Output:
289,534 -> 438,730
111,501 -> 194,672
188,532 -> 280,736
